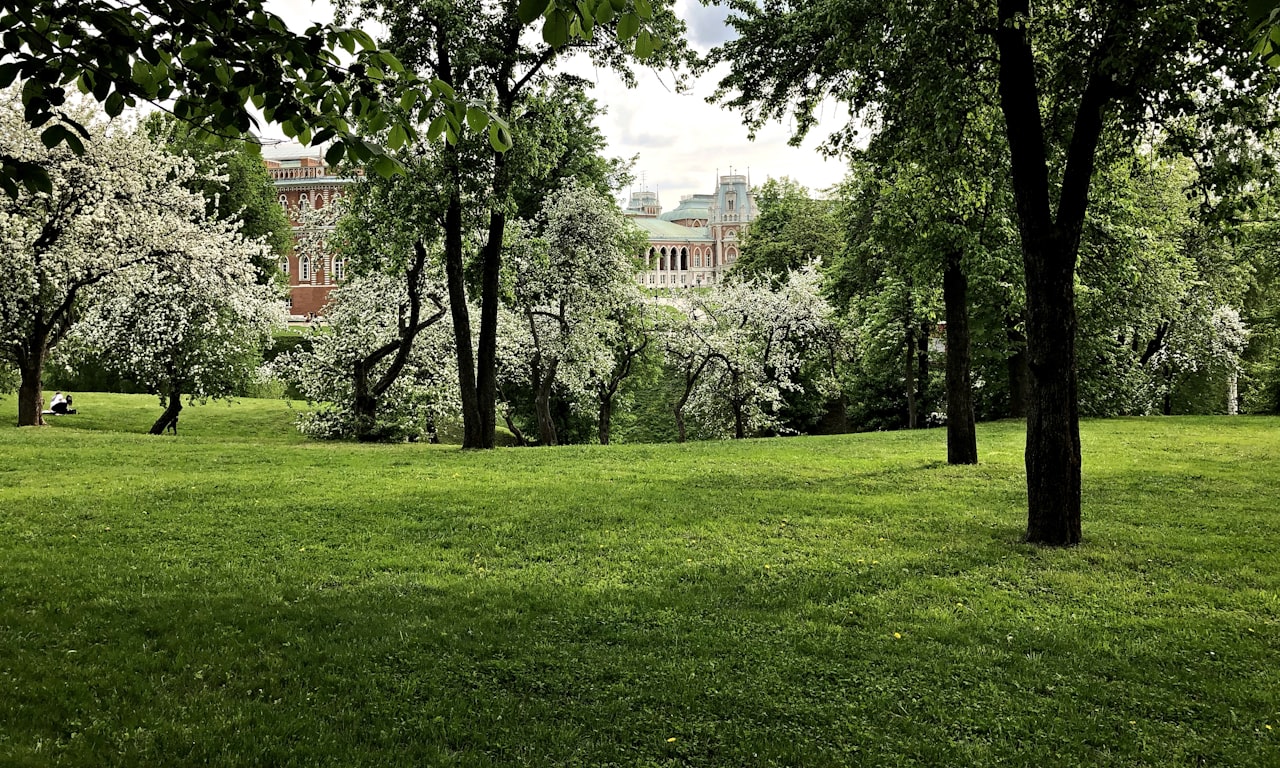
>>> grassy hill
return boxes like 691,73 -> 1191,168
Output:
1,393 -> 1277,766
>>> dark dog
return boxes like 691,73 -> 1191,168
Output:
165,417 -> 178,435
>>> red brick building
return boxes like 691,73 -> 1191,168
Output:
263,143 -> 353,318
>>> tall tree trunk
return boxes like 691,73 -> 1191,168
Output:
149,388 -> 183,435
904,324 -> 918,429
1227,370 -> 1239,415
733,401 -> 746,439
996,0 -> 1114,546
472,152 -> 510,450
443,164 -> 483,450
944,250 -> 978,464
16,351 -> 46,427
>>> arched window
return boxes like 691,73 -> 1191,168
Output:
680,248 -> 688,271
726,247 -> 738,263
726,193 -> 736,212
278,194 -> 288,210
299,192 -> 309,209
660,247 -> 668,271
279,258 -> 289,276
648,247 -> 657,271
300,255 -> 311,282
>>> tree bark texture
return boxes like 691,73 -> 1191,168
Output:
597,394 -> 613,445
17,352 -> 46,427
944,251 -> 979,464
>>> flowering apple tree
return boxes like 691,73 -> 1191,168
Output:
74,220 -> 286,434
668,266 -> 838,440
0,87 -> 265,426
498,181 -> 647,445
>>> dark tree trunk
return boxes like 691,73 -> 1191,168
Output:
16,352 -> 46,427
598,391 -> 614,445
944,250 -> 978,464
904,324 -> 918,429
732,402 -> 746,439
471,152 -> 511,450
149,390 -> 183,435
1021,238 -> 1082,545
674,406 -> 688,443
534,358 -> 559,446
916,321 -> 930,421
996,0 -> 1116,546
443,165 -> 483,450
501,408 -> 527,446
353,359 -> 377,441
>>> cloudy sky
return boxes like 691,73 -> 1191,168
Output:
265,0 -> 849,208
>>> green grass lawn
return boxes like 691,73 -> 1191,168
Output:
1,393 -> 1277,766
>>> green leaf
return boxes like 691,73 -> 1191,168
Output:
595,0 -> 615,25
399,89 -> 419,112
427,114 -> 447,142
634,0 -> 653,21
372,155 -> 399,178
634,28 -> 654,58
325,142 -> 346,167
388,123 -> 408,150
104,91 -> 125,117
21,167 -> 52,195
517,0 -> 552,24
466,105 -> 489,133
543,9 -> 571,48
489,121 -> 513,152
616,12 -> 639,40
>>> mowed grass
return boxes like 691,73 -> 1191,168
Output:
1,392 -> 1277,767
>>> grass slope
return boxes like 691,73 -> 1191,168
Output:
1,393 -> 1278,766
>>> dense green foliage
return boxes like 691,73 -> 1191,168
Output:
1,393 -> 1278,765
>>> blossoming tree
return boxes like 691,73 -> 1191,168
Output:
0,88 -> 269,426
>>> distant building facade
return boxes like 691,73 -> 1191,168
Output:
263,143 -> 353,317
625,174 -> 756,289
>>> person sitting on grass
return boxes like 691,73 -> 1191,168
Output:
49,393 -> 76,415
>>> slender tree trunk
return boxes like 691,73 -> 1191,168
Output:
733,401 -> 746,439
905,324 -> 918,429
16,351 -> 46,427
916,321 -> 930,420
674,406 -> 688,443
149,388 -> 183,435
1227,371 -> 1239,415
352,359 -> 377,441
944,250 -> 978,464
443,166 -> 483,449
501,407 -> 526,446
598,389 -> 614,445
472,152 -> 511,450
534,358 -> 558,446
